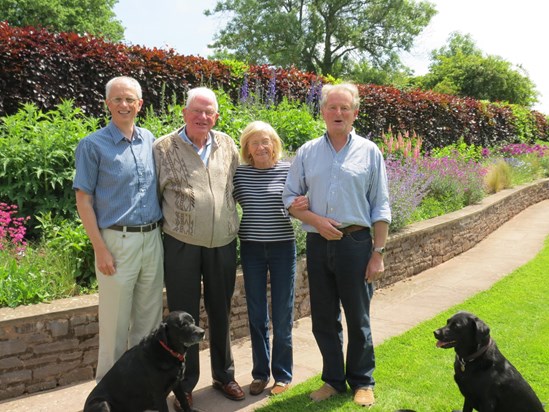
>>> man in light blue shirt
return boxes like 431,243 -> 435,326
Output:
282,83 -> 391,407
74,76 -> 163,382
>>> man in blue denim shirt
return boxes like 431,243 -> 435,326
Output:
282,83 -> 391,407
73,76 -> 163,382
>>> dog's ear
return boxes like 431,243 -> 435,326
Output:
474,317 -> 490,345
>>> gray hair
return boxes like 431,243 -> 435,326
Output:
105,76 -> 142,99
186,87 -> 219,112
320,83 -> 360,110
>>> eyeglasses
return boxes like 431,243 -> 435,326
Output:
110,97 -> 139,105
249,139 -> 272,148
325,105 -> 354,113
189,108 -> 217,117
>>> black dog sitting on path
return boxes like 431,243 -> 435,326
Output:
84,311 -> 205,412
434,311 -> 544,412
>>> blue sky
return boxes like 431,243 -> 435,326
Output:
113,0 -> 549,114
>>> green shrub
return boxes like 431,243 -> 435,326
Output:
35,212 -> 95,285
139,95 -> 185,138
0,101 -> 99,236
430,137 -> 484,162
215,92 -> 324,151
410,197 -> 449,221
0,242 -> 85,308
508,104 -> 541,143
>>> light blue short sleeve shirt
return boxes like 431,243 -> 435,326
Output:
73,121 -> 162,229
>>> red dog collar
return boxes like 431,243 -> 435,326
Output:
159,340 -> 185,362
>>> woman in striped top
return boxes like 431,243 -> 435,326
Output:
233,121 -> 307,397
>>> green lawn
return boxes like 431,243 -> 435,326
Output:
257,238 -> 549,411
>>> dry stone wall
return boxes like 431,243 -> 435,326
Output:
1,179 -> 548,401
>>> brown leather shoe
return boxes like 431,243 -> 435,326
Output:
212,379 -> 245,401
310,383 -> 338,402
250,378 -> 269,395
354,387 -> 375,407
173,392 -> 192,411
270,381 -> 290,396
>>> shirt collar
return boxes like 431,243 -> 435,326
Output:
107,121 -> 142,144
179,126 -> 213,150
323,128 -> 355,151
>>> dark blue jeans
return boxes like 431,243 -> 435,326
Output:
240,240 -> 296,384
306,229 -> 375,392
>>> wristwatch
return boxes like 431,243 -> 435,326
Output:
373,246 -> 386,255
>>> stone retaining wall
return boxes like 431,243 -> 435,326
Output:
1,179 -> 548,400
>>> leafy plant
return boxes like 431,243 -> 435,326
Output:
140,95 -> 184,138
430,137 -> 484,162
0,101 -> 99,236
0,208 -> 87,308
215,90 -> 324,152
0,243 -> 83,308
35,212 -> 95,284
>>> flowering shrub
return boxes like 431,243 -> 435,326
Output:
421,157 -> 487,207
379,128 -> 423,160
0,203 -> 29,255
497,143 -> 548,157
385,153 -> 488,231
484,143 -> 549,190
386,157 -> 433,231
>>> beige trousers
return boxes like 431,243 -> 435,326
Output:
95,227 -> 164,381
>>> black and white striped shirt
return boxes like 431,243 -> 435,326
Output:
233,162 -> 295,242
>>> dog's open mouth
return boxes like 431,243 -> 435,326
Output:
436,340 -> 456,348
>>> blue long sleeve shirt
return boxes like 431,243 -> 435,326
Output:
282,130 -> 391,233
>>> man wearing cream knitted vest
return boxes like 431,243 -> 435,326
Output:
153,87 -> 243,411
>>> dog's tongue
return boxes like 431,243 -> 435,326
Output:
436,340 -> 447,348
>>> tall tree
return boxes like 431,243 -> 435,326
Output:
205,0 -> 436,76
415,32 -> 538,107
0,0 -> 124,42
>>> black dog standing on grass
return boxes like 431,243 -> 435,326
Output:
84,311 -> 205,412
434,311 -> 544,412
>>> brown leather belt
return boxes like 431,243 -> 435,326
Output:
340,225 -> 369,235
108,221 -> 161,233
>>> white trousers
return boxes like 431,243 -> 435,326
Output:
95,227 -> 164,381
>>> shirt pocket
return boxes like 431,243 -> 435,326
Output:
340,161 -> 371,180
